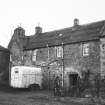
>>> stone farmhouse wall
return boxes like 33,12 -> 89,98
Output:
22,41 -> 100,90
8,26 -> 101,92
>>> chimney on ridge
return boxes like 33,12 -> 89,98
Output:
74,18 -> 79,26
35,26 -> 42,35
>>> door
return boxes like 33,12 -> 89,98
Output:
69,73 -> 79,96
69,74 -> 78,86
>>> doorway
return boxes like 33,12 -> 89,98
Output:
69,73 -> 79,96
69,74 -> 78,86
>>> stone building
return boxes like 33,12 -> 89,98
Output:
8,19 -> 105,93
0,46 -> 10,84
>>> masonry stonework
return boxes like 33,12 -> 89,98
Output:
63,41 -> 100,91
21,40 -> 100,91
8,27 -> 25,66
8,20 -> 105,94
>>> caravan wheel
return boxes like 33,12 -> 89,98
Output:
29,84 -> 40,91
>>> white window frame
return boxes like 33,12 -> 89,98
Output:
32,49 -> 38,61
10,54 -> 12,62
82,43 -> 89,56
56,46 -> 63,58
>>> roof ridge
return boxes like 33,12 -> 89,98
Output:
24,20 -> 105,50
42,20 -> 105,34
25,20 -> 105,37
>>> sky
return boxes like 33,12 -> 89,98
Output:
0,0 -> 105,48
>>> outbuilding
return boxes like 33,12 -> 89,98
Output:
0,45 -> 10,85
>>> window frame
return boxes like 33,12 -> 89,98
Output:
56,46 -> 63,58
82,43 -> 89,56
32,49 -> 38,62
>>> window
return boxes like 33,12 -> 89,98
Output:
10,55 -> 12,62
82,43 -> 89,56
56,46 -> 63,58
101,43 -> 105,56
26,50 -> 32,55
32,49 -> 38,61
102,44 -> 105,50
101,43 -> 105,52
15,71 -> 19,73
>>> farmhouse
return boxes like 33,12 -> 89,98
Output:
8,19 -> 105,94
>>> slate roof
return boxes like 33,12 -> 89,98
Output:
24,20 -> 105,50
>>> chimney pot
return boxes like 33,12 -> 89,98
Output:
74,18 -> 79,26
35,26 -> 42,34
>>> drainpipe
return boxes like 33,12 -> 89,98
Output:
97,73 -> 100,98
61,42 -> 64,95
47,44 -> 50,91
47,44 -> 49,61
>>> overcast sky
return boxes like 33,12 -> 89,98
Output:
0,0 -> 105,48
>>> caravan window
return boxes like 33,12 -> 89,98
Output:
15,71 -> 19,73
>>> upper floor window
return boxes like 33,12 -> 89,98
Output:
82,43 -> 89,56
32,49 -> 38,61
26,50 -> 32,57
10,55 -> 12,62
56,46 -> 63,58
101,43 -> 105,51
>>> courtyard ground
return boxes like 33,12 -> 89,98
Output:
0,86 -> 104,105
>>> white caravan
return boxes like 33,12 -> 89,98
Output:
10,66 -> 42,90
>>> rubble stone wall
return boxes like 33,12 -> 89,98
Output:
64,41 -> 100,91
23,41 -> 100,90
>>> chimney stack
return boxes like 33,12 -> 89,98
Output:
35,26 -> 42,34
74,18 -> 79,26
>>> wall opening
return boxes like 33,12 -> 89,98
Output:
69,73 -> 78,87
68,73 -> 79,96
